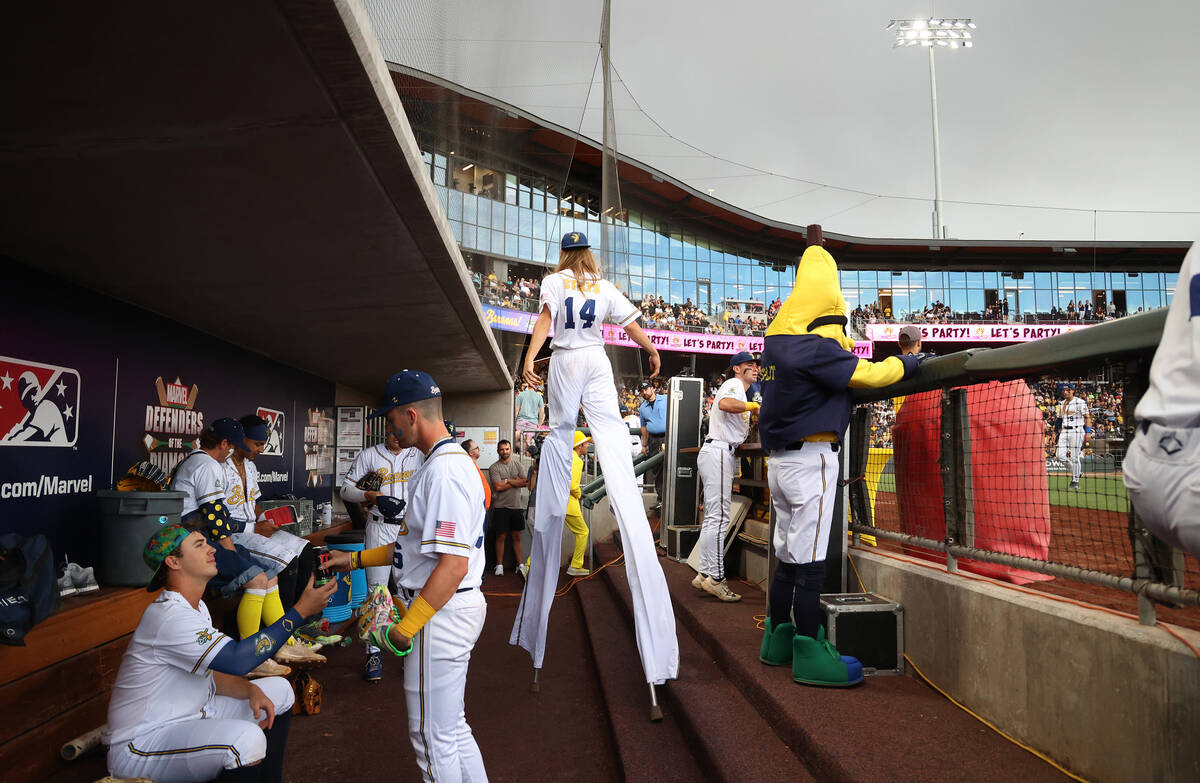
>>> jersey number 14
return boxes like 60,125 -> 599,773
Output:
564,297 -> 596,329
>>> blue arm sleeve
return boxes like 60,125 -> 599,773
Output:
208,608 -> 305,676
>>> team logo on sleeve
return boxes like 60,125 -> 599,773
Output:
1158,434 -> 1184,456
0,357 -> 80,447
196,628 -> 214,645
254,634 -> 275,655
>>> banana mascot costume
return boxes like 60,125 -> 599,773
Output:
757,244 -> 922,686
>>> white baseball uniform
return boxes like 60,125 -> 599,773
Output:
697,377 -> 751,581
769,443 -> 841,566
223,457 -> 307,573
1055,396 -> 1089,482
512,272 -> 679,685
394,436 -> 488,783
1123,242 -> 1200,560
170,449 -> 227,518
103,590 -> 294,782
341,444 -> 424,655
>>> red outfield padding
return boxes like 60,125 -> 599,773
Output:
893,380 -> 1053,585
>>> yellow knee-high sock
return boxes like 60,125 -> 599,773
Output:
238,589 -> 267,640
262,585 -> 285,627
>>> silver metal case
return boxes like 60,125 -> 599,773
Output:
820,592 -> 904,675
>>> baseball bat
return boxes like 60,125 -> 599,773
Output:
60,725 -> 105,760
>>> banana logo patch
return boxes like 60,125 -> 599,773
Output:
196,628 -> 214,645
254,634 -> 275,656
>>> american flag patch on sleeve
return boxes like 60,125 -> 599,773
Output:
435,520 -> 457,538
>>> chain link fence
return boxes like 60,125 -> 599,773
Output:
846,310 -> 1200,626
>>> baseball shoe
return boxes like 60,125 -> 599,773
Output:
57,569 -> 77,598
701,576 -> 742,602
494,564 -> 504,576
274,642 -> 326,665
297,631 -> 342,647
691,572 -> 707,591
517,562 -> 529,580
363,652 -> 383,682
1068,480 -> 1080,490
566,566 -> 590,577
247,659 -> 291,679
67,562 -> 99,593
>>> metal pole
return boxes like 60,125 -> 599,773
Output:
927,45 -> 945,240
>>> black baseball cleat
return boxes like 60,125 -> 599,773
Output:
1068,480 -> 1080,490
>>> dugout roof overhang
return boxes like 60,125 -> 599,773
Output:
0,1 -> 511,396
390,65 -> 1191,274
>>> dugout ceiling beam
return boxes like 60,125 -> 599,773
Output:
0,0 -> 511,396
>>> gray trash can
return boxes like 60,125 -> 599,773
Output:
96,490 -> 186,586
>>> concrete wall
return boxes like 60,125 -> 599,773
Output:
852,549 -> 1200,783
443,389 -> 513,446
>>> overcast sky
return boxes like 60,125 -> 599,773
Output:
367,0 -> 1200,242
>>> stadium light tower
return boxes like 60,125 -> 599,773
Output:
886,17 -> 976,240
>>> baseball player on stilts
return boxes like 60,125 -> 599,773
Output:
1123,239 -> 1200,561
758,236 -> 923,687
340,429 -> 423,682
694,351 -> 760,602
325,371 -> 489,783
1055,384 -> 1091,490
511,232 -> 679,719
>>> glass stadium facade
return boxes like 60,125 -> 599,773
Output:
420,145 -> 1178,321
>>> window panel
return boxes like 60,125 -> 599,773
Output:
447,189 -> 463,220
518,236 -> 532,260
491,229 -> 505,255
491,201 -> 506,231
461,223 -> 477,249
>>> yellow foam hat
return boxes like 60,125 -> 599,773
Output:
765,244 -> 855,351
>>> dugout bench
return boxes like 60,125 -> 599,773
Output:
0,520 -> 353,783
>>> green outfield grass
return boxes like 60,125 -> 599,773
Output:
871,472 -> 1130,512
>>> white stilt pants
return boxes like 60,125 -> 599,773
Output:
511,345 -> 679,684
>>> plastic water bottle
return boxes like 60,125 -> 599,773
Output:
322,503 -> 333,528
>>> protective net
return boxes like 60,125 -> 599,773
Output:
850,364 -> 1200,629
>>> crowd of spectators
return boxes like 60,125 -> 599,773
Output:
640,295 -> 714,332
851,298 -> 1132,329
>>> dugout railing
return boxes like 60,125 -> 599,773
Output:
847,308 -> 1200,624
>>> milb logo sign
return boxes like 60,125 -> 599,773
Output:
0,356 -> 80,447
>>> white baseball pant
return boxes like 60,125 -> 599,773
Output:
1122,422 -> 1200,562
1056,428 -> 1085,482
364,516 -> 401,655
512,345 -> 679,685
106,676 -> 293,783
768,444 -> 840,566
697,440 -> 737,580
402,588 -> 488,783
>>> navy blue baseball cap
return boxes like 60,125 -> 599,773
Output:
209,417 -> 249,449
443,420 -> 457,440
730,351 -> 760,367
239,415 -> 269,442
369,370 -> 442,418
561,231 -> 590,249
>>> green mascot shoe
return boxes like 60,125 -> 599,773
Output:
759,619 -> 796,666
792,626 -> 864,687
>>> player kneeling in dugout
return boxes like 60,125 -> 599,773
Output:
758,242 -> 925,687
103,524 -> 337,783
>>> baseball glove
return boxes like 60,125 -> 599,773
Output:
355,471 -> 384,493
117,461 -> 169,492
357,584 -> 401,650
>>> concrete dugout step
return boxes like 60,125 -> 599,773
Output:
651,550 -> 1075,783
592,544 -> 816,783
573,579 -> 707,781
